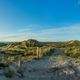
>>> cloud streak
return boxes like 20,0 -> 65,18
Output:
40,25 -> 80,35
0,24 -> 80,41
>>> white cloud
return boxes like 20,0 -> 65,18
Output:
18,25 -> 33,32
0,24 -> 80,41
40,25 -> 80,35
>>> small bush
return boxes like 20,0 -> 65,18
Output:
64,47 -> 80,58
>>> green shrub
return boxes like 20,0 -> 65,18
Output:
64,47 -> 80,58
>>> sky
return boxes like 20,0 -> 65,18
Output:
0,0 -> 80,41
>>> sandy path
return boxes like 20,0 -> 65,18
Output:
0,48 -> 80,80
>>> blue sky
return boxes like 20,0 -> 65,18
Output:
0,0 -> 80,41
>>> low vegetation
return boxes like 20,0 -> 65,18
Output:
0,39 -> 80,80
64,47 -> 80,58
0,39 -> 80,60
